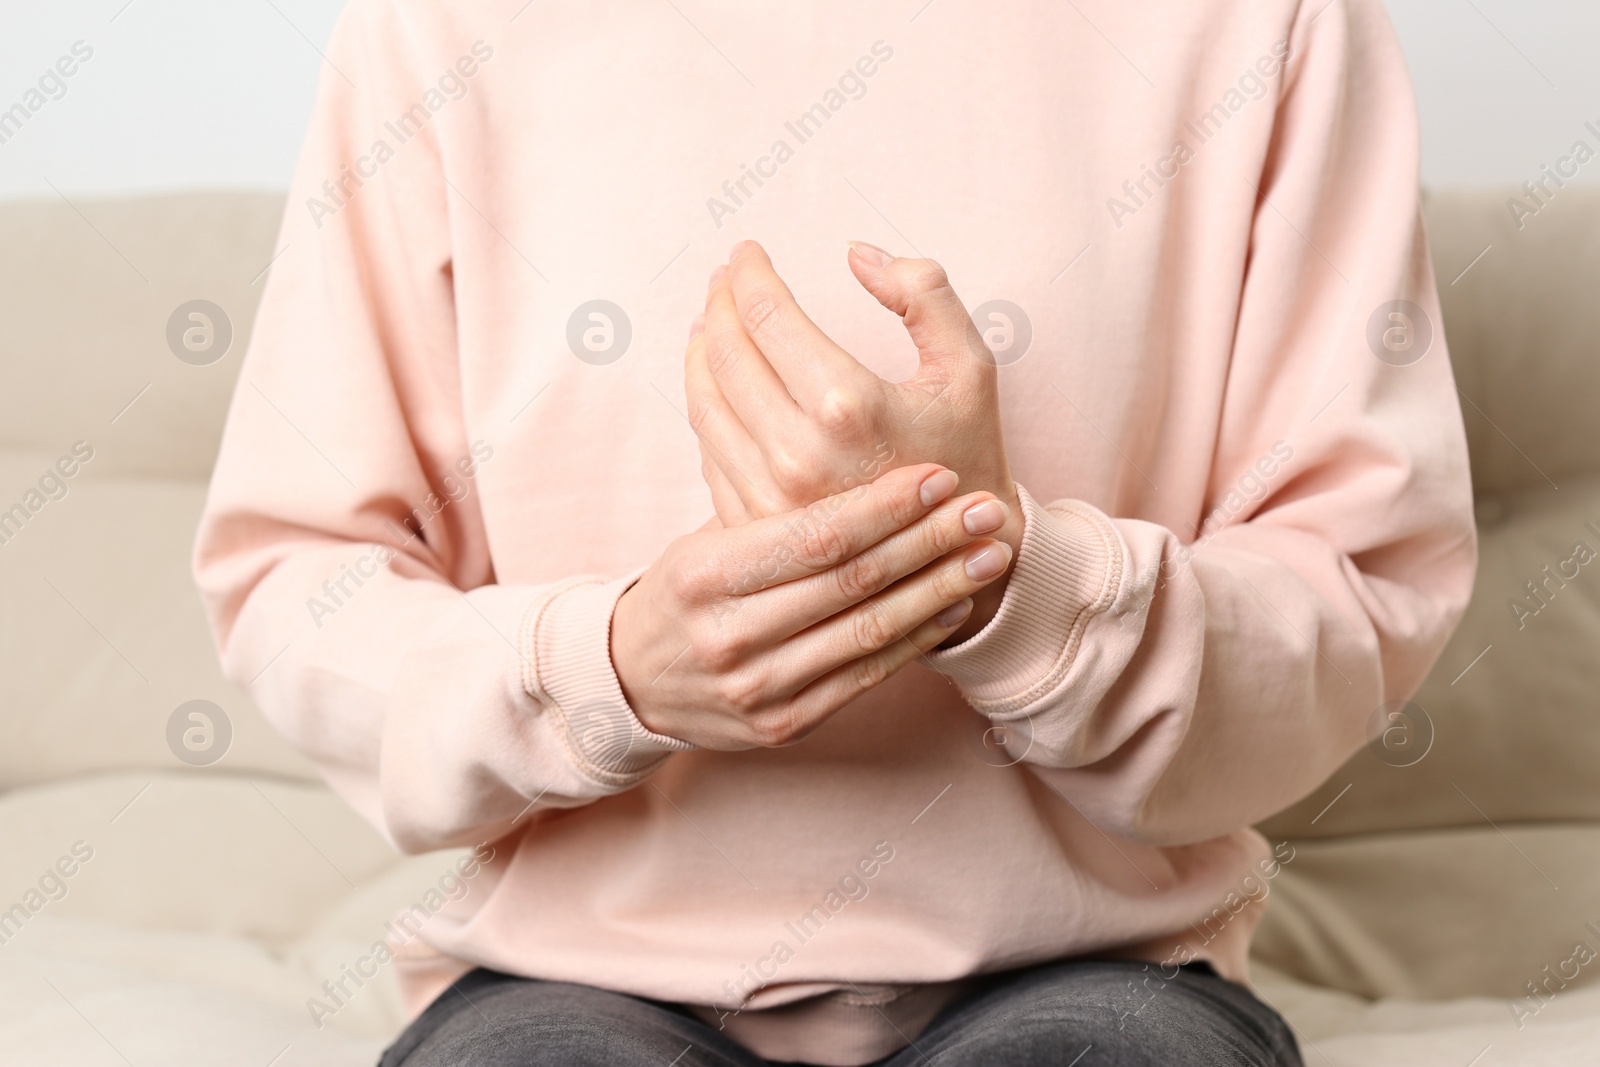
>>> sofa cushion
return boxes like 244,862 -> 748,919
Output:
1252,962 -> 1600,1067
1253,823 -> 1600,1002
0,772 -> 404,942
0,920 -> 388,1067
0,770 -> 486,1058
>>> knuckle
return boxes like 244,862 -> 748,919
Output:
848,604 -> 898,656
795,510 -> 850,570
925,508 -> 967,555
907,259 -> 951,295
852,652 -> 893,694
702,328 -> 745,376
831,550 -> 889,604
747,487 -> 790,522
920,562 -> 962,605
746,708 -> 800,747
741,291 -> 782,336
667,555 -> 720,606
884,479 -> 926,529
768,448 -> 814,497
692,627 -> 745,673
815,389 -> 867,441
686,394 -> 717,437
719,670 -> 772,717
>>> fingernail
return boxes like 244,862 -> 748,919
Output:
919,469 -> 959,507
962,499 -> 1008,535
964,543 -> 1012,582
848,240 -> 894,268
934,598 -> 973,629
729,240 -> 752,262
689,314 -> 705,339
708,264 -> 727,289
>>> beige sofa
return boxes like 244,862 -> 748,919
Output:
1,188 -> 1596,1065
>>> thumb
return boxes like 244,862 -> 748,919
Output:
847,242 -> 988,376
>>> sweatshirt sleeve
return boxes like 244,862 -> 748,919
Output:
192,1 -> 689,855
924,0 -> 1477,846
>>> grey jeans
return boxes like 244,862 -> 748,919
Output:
378,959 -> 1303,1066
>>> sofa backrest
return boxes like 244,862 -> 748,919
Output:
0,192 -> 315,789
1262,185 -> 1600,840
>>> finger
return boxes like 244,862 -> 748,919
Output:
773,536 -> 1008,688
724,240 -> 878,416
751,491 -> 1010,640
767,596 -> 976,741
715,462 -> 961,595
701,259 -> 803,436
686,324 -> 789,516
846,242 -> 988,378
699,438 -> 754,526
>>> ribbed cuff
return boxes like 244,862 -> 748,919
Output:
924,484 -> 1124,716
522,570 -> 694,786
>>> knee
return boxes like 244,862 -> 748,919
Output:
393,979 -> 705,1067
923,962 -> 1299,1067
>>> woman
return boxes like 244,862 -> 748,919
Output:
195,0 -> 1476,1063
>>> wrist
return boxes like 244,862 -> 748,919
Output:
609,580 -> 655,724
532,571 -> 693,780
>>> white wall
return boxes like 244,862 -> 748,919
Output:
0,0 -> 344,198
1387,0 -> 1600,186
1,0 -> 1596,199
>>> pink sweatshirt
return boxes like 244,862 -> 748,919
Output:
195,1 -> 1476,1062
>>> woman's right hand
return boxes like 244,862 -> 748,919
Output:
611,463 -> 1012,749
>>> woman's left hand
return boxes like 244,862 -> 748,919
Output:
684,239 -> 1024,641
